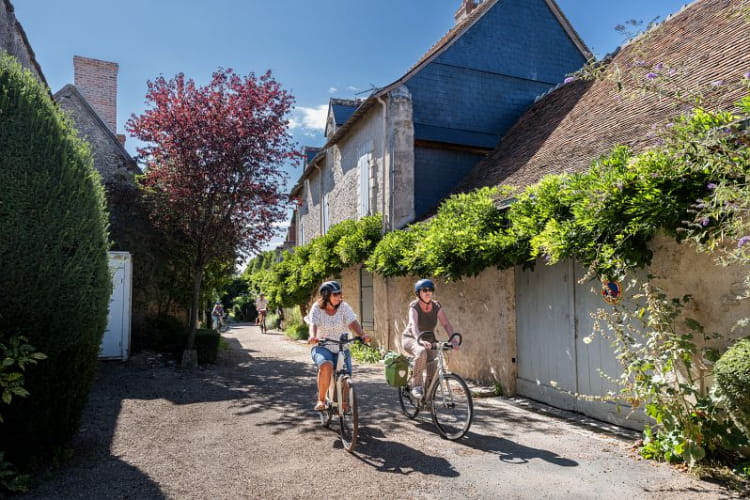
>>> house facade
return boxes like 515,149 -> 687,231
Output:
291,0 -> 589,241
289,0 -> 589,402
289,0 -> 589,369
288,0 -> 750,429
446,0 -> 750,428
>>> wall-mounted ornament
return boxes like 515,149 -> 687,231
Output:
601,280 -> 622,305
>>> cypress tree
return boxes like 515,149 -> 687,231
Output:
0,52 -> 111,465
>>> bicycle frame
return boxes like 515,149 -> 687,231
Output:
423,348 -> 449,403
319,338 -> 351,417
316,336 -> 360,452
399,332 -> 473,440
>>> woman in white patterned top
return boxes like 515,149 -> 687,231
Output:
306,280 -> 368,411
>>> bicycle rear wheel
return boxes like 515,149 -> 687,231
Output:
339,378 -> 358,452
398,385 -> 420,419
430,373 -> 473,440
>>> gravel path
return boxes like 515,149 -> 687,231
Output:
18,323 -> 740,499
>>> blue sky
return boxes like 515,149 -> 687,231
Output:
13,0 -> 690,249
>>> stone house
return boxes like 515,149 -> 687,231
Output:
435,0 -> 748,428
54,57 -> 139,191
290,0 -> 750,428
289,0 -> 589,345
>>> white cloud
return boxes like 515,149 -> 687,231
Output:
328,87 -> 338,94
290,104 -> 328,132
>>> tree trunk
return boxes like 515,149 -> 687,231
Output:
182,262 -> 203,368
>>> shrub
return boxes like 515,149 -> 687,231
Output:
133,314 -> 185,352
169,329 -> 220,364
285,321 -> 309,341
714,338 -> 750,438
0,54 -> 111,466
350,341 -> 381,364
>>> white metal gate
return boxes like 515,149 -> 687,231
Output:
516,259 -> 647,430
100,252 -> 132,360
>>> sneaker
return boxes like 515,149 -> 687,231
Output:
411,386 -> 424,399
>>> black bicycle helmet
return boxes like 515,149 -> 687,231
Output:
414,278 -> 435,295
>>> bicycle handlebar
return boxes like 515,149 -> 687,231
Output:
417,331 -> 463,350
315,336 -> 368,347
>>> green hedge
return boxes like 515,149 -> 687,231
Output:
714,338 -> 750,437
0,53 -> 111,466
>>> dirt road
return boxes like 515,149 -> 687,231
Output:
19,324 -> 738,499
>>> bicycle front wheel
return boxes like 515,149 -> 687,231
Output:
398,385 -> 420,419
430,373 -> 473,440
339,378 -> 358,452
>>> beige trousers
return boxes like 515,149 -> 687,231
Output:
402,335 -> 437,389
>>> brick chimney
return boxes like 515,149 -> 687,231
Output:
454,0 -> 479,24
73,56 -> 118,134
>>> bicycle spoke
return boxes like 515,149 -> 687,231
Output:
430,374 -> 473,440
339,378 -> 358,452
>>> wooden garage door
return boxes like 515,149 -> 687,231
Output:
516,259 -> 648,430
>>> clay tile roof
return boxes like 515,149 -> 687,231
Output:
455,0 -> 750,193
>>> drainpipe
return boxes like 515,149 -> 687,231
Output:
314,161 -> 323,235
376,94 -> 391,350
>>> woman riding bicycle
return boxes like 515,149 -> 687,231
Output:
402,279 -> 458,399
255,293 -> 268,326
306,281 -> 369,411
211,301 -> 225,330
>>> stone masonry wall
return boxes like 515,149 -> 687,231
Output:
373,268 -> 517,392
0,0 -> 45,84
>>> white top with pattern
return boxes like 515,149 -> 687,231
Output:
305,302 -> 357,352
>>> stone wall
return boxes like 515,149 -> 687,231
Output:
372,268 -> 517,392
54,85 -> 136,186
0,0 -> 45,84
648,233 -> 750,349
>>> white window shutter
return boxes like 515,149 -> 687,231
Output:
358,153 -> 369,218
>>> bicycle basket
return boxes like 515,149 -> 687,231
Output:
384,351 -> 409,387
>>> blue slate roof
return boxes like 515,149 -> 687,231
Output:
331,102 -> 358,126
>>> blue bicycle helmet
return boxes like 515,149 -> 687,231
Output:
414,278 -> 435,295
319,280 -> 342,297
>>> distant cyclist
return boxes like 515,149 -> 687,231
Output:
402,279 -> 458,399
305,281 -> 368,411
211,301 -> 225,331
255,293 -> 268,326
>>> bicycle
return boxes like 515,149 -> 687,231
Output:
214,314 -> 229,334
258,309 -> 267,334
398,332 -> 473,440
315,335 -> 364,452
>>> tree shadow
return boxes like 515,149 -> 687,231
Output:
19,331 -> 315,498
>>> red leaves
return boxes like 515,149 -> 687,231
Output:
126,67 -> 299,259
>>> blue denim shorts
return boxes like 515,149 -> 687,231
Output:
311,346 -> 352,375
